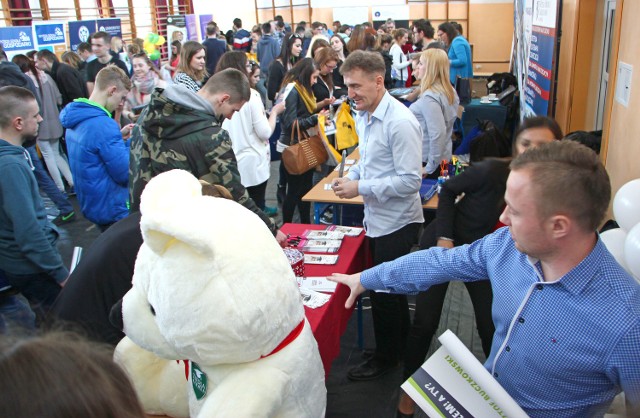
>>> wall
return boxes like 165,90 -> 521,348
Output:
583,0 -> 605,130
467,0 -> 513,74
604,0 -> 640,203
254,0 -> 513,73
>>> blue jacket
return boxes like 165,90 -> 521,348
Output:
0,140 -> 67,282
60,100 -> 129,225
448,36 -> 473,84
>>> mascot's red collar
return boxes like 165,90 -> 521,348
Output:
260,319 -> 305,359
180,319 -> 306,379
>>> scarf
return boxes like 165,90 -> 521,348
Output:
294,82 -> 316,114
133,71 -> 159,95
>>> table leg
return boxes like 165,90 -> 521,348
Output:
313,203 -> 321,224
357,296 -> 364,350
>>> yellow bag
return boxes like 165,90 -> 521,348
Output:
318,114 -> 342,166
335,102 -> 359,150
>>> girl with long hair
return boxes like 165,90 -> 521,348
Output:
163,40 -> 181,78
123,53 -> 166,122
217,51 -> 285,215
330,34 -> 348,96
277,58 -> 328,224
409,48 -> 459,179
173,41 -> 207,92
267,32 -> 303,102
389,29 -> 412,88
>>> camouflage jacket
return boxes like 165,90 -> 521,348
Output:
129,87 -> 276,234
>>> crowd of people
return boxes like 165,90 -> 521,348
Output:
0,13 -> 637,418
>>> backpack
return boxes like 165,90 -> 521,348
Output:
487,72 -> 518,95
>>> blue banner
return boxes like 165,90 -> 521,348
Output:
34,22 -> 65,46
0,26 -> 34,52
68,20 -> 97,52
97,18 -> 122,38
185,15 -> 198,41
199,15 -> 213,41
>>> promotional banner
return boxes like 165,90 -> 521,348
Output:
185,15 -> 198,41
33,21 -> 67,57
0,26 -> 35,60
515,0 -> 559,117
97,18 -> 122,38
167,14 -> 188,59
372,5 -> 410,29
402,330 -> 528,418
33,21 -> 65,46
68,20 -> 97,52
199,14 -> 213,41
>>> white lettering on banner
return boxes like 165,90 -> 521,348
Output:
2,40 -> 33,48
530,43 -> 538,52
529,51 -> 539,61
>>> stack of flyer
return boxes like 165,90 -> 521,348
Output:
402,330 -> 528,418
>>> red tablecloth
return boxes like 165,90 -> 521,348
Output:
280,223 -> 370,376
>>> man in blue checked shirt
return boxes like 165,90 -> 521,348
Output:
331,141 -> 640,417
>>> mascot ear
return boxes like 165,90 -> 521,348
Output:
140,170 -> 215,258
140,169 -> 203,217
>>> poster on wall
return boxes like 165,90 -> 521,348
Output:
185,15 -> 199,41
96,18 -> 122,38
0,26 -> 35,59
33,21 -> 67,57
199,14 -> 213,41
372,5 -> 409,29
332,7 -> 369,27
68,20 -> 97,52
167,15 -> 188,59
516,0 -> 559,117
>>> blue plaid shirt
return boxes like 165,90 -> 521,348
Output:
361,227 -> 640,417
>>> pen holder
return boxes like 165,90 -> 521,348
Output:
283,247 -> 305,277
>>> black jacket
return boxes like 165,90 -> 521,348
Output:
279,88 -> 318,147
50,61 -> 88,107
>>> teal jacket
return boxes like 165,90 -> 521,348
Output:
0,139 -> 68,282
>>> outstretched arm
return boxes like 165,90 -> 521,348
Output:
328,273 -> 365,309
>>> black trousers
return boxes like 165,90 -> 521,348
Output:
246,180 -> 268,210
282,163 -> 313,224
403,219 -> 495,379
369,222 -> 421,364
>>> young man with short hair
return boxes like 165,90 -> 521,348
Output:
410,19 -> 436,52
129,68 -> 287,245
202,21 -> 227,75
232,18 -> 251,52
0,86 -> 68,316
332,140 -> 640,417
332,50 -> 424,381
85,31 -> 129,95
35,49 -> 87,108
60,65 -> 133,231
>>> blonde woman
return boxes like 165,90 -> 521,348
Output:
173,41 -> 207,92
409,48 -> 459,179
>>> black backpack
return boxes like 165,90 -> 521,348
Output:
487,72 -> 518,95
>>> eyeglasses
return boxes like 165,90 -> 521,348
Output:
325,64 -> 337,70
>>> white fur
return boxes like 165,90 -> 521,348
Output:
114,169 -> 326,417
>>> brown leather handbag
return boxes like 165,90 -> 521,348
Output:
282,119 -> 328,175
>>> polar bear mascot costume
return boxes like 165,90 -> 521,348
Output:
113,169 -> 326,417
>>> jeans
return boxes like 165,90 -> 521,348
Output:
26,146 -> 74,216
0,293 -> 36,333
393,79 -> 406,88
3,271 -> 61,320
37,139 -> 74,192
